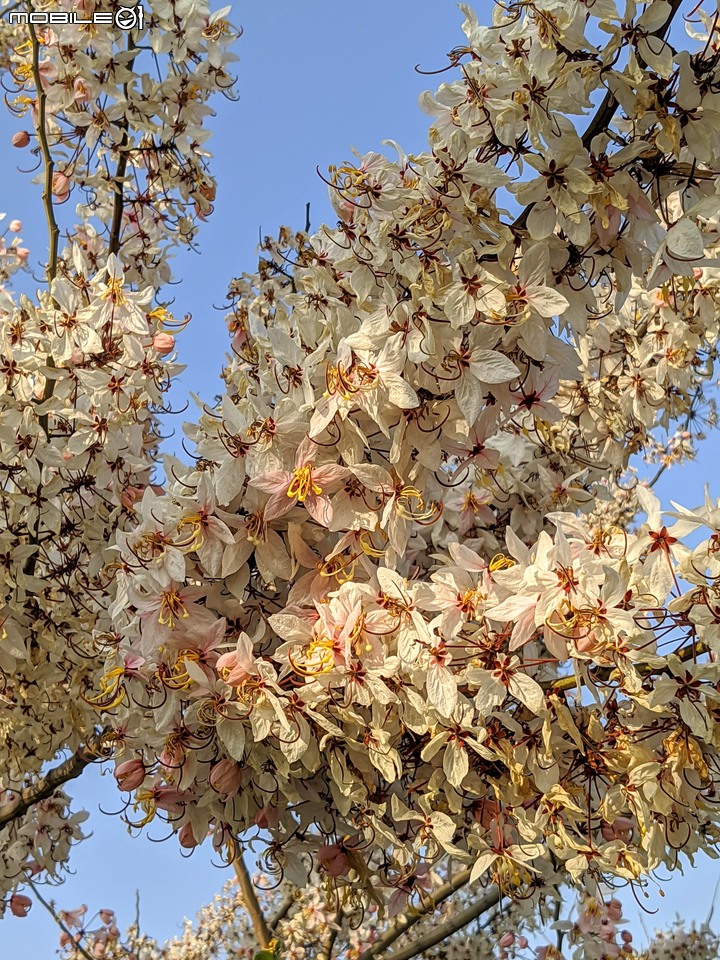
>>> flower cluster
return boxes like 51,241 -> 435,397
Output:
4,0 -> 720,948
91,0 -> 720,918
0,0 -> 237,911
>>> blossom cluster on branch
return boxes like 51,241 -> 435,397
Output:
3,0 -> 720,952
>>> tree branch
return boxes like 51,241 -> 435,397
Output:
0,742 -> 96,829
26,5 -> 59,286
356,868 -> 480,960
382,889 -> 503,960
320,909 -> 342,960
233,856 -> 272,950
268,893 -> 296,931
511,0 -> 685,234
108,35 -> 136,255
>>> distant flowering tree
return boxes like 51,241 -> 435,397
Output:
3,0 -> 720,958
45,878 -> 720,960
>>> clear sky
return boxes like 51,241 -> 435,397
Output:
1,1 -> 719,955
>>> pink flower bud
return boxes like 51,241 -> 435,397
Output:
209,759 -> 243,800
10,894 -> 32,917
152,332 -> 175,356
178,822 -> 197,848
99,909 -> 115,925
498,932 -> 515,948
114,758 -> 146,791
621,931 -> 633,943
16,247 -> 29,262
51,172 -> 70,201
606,898 -> 623,922
517,937 -> 528,949
8,220 -> 21,233
11,131 -> 30,148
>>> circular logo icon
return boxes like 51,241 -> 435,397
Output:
115,5 -> 141,29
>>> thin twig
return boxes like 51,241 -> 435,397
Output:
26,879 -> 96,960
26,5 -> 59,285
320,909 -> 342,960
269,893 -> 296,931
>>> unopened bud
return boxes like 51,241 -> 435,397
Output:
11,130 -> 30,148
152,331 -> 175,356
51,172 -> 71,200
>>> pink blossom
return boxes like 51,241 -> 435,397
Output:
249,435 -> 349,526
51,172 -> 71,202
59,904 -> 87,928
317,843 -> 350,878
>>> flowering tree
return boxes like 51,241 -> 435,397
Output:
3,0 -> 720,957
41,878 -> 720,960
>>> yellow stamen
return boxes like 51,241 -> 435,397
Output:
83,667 -> 126,711
158,589 -> 188,628
160,650 -> 201,690
489,553 -> 516,572
287,465 -> 322,502
101,277 -> 127,305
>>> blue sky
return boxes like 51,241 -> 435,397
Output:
1,0 -> 719,954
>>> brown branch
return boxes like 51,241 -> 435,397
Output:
0,741 -> 97,828
234,856 -> 272,950
268,893 -> 296,931
108,34 -> 136,255
381,888 -> 503,960
356,868 -> 479,960
510,0 -> 685,235
26,6 -> 59,286
320,909 -> 342,960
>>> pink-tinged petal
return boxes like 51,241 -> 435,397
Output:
508,607 -> 538,650
249,471 -> 293,494
313,465 -> 351,489
305,493 -> 333,526
295,435 -> 318,465
263,491 -> 298,521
